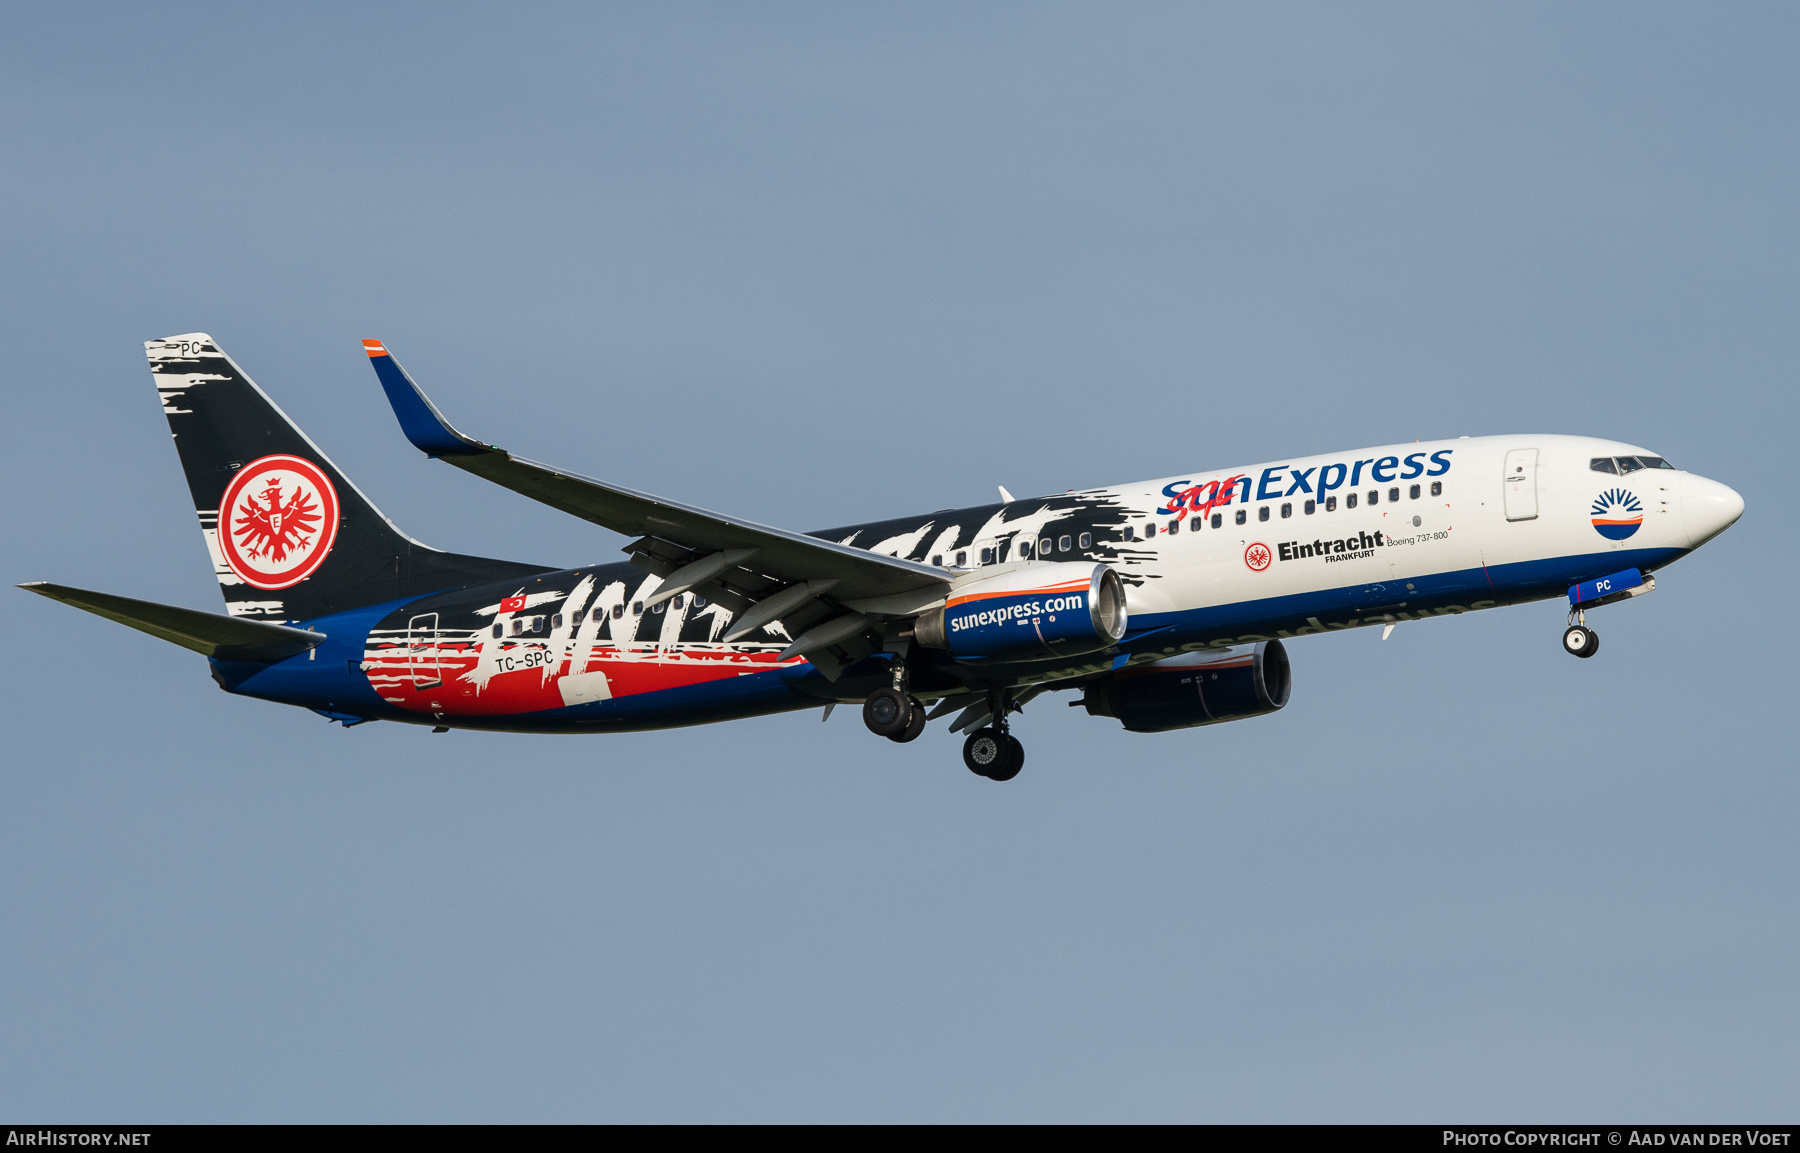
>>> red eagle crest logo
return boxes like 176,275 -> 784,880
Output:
216,455 -> 340,589
1244,542 -> 1272,572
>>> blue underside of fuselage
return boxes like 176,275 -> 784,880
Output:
213,544 -> 1687,733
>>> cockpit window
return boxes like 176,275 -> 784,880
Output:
1637,456 -> 1674,470
1616,456 -> 1646,474
1590,457 -> 1618,474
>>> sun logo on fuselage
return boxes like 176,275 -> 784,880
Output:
1590,487 -> 1643,541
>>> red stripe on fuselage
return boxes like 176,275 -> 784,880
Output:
363,642 -> 801,716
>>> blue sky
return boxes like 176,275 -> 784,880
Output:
2,3 -> 1795,1121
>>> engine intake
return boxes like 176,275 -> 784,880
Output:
1080,640 -> 1290,732
915,562 -> 1126,662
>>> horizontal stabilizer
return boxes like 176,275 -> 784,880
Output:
18,582 -> 325,661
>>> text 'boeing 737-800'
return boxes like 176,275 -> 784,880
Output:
20,334 -> 1744,781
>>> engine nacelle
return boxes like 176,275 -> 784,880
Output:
1079,641 -> 1291,733
915,562 -> 1127,662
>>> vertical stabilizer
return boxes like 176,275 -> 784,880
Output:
147,333 -> 547,622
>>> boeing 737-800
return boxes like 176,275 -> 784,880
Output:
20,334 -> 1744,781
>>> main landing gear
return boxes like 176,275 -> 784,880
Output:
1563,609 -> 1599,659
960,687 -> 1024,782
863,676 -> 1025,780
862,687 -> 925,743
962,726 -> 1023,782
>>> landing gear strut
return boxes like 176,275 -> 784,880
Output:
962,688 -> 1024,781
1563,609 -> 1599,659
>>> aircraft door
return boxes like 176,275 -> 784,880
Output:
1503,449 -> 1539,522
407,612 -> 441,689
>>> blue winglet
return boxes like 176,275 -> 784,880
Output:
361,339 -> 492,457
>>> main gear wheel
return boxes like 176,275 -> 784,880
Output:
863,687 -> 915,736
962,727 -> 1023,781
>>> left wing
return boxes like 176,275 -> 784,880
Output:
363,340 -> 952,674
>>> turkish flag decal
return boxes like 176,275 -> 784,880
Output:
499,595 -> 528,613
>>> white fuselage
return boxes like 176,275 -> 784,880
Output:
929,433 -> 1741,679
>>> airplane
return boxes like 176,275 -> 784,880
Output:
20,333 -> 1744,781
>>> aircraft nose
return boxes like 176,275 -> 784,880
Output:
1680,473 -> 1745,548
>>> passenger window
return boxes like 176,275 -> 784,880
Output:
511,619 -> 524,636
532,616 -> 545,632
1167,520 -> 1181,535
931,554 -> 943,567
1058,536 -> 1071,552
1235,509 -> 1247,525
694,596 -> 707,609
1368,490 -> 1379,505
671,595 -> 684,610
612,604 -> 624,620
1388,487 -> 1399,503
1617,457 -> 1645,474
1430,481 -> 1442,497
1280,503 -> 1292,519
1325,496 -> 1336,511
552,614 -> 563,630
1122,526 -> 1135,541
1346,493 -> 1358,509
1305,500 -> 1316,515
1409,484 -> 1420,499
1019,541 -> 1033,560
1079,532 -> 1093,548
1210,513 -> 1222,528
1258,506 -> 1270,522
632,602 -> 643,615
1039,537 -> 1053,556
1590,457 -> 1618,474
652,601 -> 665,614
956,550 -> 968,567
1144,524 -> 1157,538
492,623 -> 503,639
979,547 -> 995,565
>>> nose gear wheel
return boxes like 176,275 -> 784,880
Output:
1562,624 -> 1598,658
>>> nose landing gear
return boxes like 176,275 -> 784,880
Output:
1563,609 -> 1599,658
